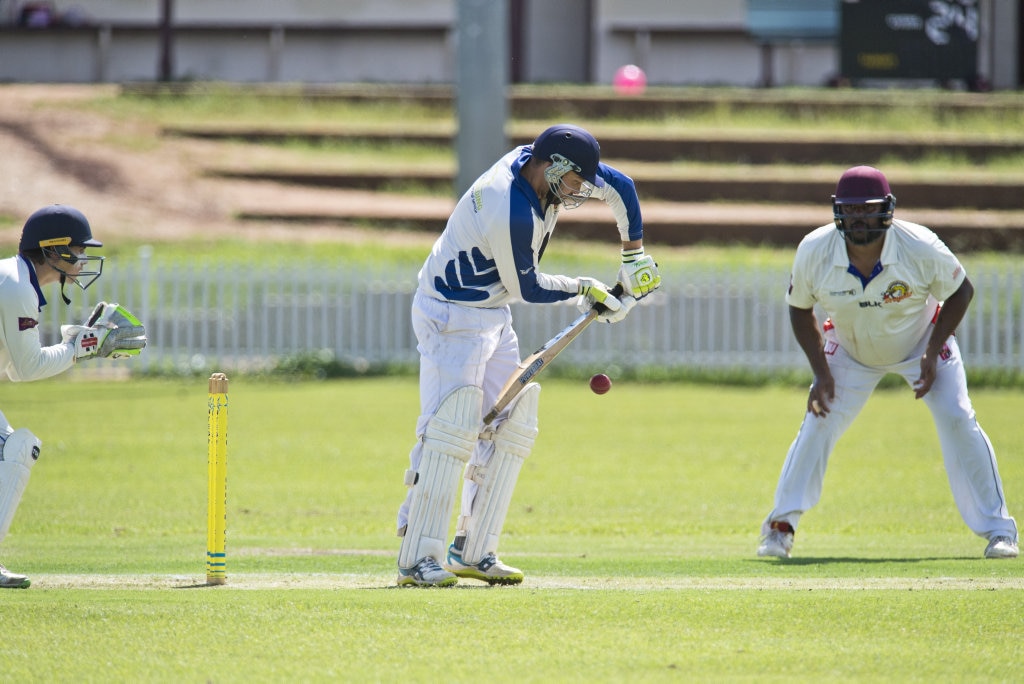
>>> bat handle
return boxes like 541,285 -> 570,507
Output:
593,282 -> 625,314
482,408 -> 498,426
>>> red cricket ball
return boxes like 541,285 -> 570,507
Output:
589,373 -> 612,395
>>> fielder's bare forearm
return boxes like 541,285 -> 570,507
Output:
925,277 -> 973,358
789,305 -> 829,378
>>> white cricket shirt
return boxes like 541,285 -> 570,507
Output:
786,219 -> 966,366
0,254 -> 76,381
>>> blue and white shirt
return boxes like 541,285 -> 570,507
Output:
417,145 -> 643,307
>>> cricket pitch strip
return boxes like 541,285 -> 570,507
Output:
28,573 -> 1024,591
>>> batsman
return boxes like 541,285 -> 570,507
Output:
0,205 -> 147,588
394,124 -> 661,587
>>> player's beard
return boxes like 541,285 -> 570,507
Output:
843,219 -> 885,245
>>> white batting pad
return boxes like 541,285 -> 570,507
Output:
398,386 -> 482,568
0,428 -> 41,542
459,383 -> 540,565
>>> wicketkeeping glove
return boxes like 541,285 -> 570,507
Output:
618,248 -> 662,298
576,277 -> 622,315
97,325 -> 148,359
66,302 -> 148,360
61,324 -> 100,361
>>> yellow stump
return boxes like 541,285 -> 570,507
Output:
206,373 -> 229,585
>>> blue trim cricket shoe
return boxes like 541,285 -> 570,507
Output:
396,556 -> 458,587
445,544 -> 524,585
0,563 -> 30,589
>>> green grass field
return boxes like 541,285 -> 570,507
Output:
2,377 -> 1021,681
3,85 -> 1022,681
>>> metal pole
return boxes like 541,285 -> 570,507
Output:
454,0 -> 509,198
158,0 -> 174,82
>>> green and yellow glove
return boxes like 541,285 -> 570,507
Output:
618,248 -> 662,298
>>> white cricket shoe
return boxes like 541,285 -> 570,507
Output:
984,536 -> 1019,559
0,563 -> 30,589
396,556 -> 458,587
757,521 -> 795,559
446,544 -> 524,585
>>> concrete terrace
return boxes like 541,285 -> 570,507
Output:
148,84 -> 1024,251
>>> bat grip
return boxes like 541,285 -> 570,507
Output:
593,282 -> 625,314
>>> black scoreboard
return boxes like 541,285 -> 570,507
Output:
840,0 -> 979,84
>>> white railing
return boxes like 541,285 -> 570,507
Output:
36,255 -> 1024,376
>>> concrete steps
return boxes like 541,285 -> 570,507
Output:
230,186 -> 1024,252
166,124 -> 1024,166
158,93 -> 1024,250
207,166 -> 1024,211
129,81 -> 1024,119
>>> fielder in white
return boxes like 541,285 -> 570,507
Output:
395,124 -> 662,586
0,205 -> 147,588
758,166 -> 1018,560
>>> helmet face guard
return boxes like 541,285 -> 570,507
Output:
39,236 -> 104,291
543,154 -> 595,209
831,166 -> 896,245
832,194 -> 896,245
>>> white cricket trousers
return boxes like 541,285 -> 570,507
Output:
396,291 -> 521,532
765,331 -> 1017,541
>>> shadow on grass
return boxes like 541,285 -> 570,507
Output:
753,556 -> 975,565
177,582 -> 225,589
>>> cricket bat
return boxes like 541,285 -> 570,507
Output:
482,284 -> 623,425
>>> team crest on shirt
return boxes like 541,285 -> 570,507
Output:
882,280 -> 912,304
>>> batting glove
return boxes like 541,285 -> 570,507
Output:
618,248 -> 662,298
576,277 -> 622,315
596,293 -> 636,324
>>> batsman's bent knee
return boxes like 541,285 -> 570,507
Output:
458,383 -> 540,565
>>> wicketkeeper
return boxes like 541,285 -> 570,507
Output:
394,124 -> 662,587
0,205 -> 147,588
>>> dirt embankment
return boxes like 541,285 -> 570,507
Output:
0,84 -> 436,249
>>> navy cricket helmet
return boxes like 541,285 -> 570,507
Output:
532,124 -> 600,184
19,204 -> 104,294
532,124 -> 601,209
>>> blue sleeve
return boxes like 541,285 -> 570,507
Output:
506,191 -> 575,304
597,163 -> 643,242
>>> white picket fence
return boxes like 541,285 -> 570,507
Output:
38,254 -> 1024,376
